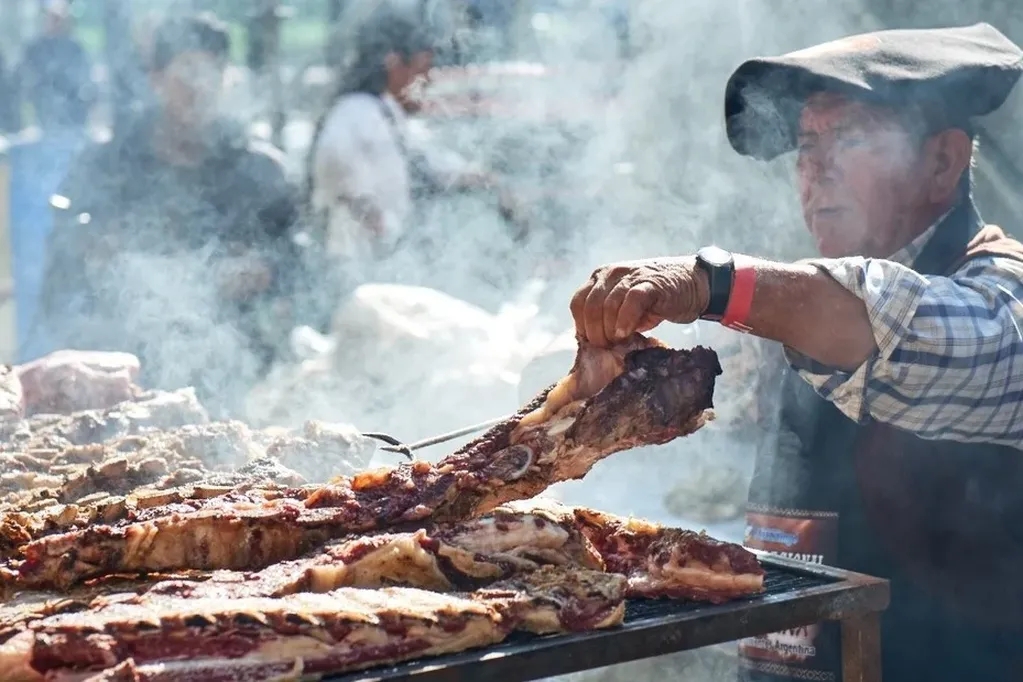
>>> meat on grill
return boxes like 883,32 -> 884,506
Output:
0,566 -> 626,682
501,500 -> 765,602
7,335 -> 721,592
0,388 -> 209,458
138,502 -> 604,601
0,419 -> 382,562
131,499 -> 761,604
1,499 -> 761,657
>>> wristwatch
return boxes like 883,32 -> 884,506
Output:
694,246 -> 735,319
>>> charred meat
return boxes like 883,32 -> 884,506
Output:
501,499 -> 765,602
1,567 -> 625,681
8,335 -> 721,591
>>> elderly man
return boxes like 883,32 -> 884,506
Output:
570,23 -> 1023,682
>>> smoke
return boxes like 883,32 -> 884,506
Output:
14,0 -> 1022,679
30,0 -> 1020,547
11,0 -> 914,485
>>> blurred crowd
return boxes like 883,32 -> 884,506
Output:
5,1 -> 533,419
2,0 -> 768,464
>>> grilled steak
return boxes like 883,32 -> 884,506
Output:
0,420 -> 383,563
501,500 -> 765,602
138,505 -> 603,600
8,335 -> 720,592
0,566 -> 625,682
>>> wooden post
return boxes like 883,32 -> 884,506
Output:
841,613 -> 883,682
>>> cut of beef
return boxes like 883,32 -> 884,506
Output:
7,335 -> 721,591
501,499 -> 765,602
139,503 -> 602,600
0,566 -> 625,681
130,499 -> 762,605
0,420 -> 383,562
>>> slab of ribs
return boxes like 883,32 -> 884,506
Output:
0,334 -> 766,681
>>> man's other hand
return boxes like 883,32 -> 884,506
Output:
570,257 -> 711,347
15,350 -> 141,415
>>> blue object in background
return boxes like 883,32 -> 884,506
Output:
8,130 -> 86,362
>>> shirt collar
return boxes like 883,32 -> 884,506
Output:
886,207 -> 954,267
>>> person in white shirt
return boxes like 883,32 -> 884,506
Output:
306,4 -> 527,284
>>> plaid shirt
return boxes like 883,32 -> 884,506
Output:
785,218 -> 1023,448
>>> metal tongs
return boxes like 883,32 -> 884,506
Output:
362,414 -> 513,461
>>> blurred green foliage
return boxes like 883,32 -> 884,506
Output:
72,2 -> 330,65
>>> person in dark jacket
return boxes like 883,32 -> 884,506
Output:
13,0 -> 96,132
567,23 -> 1023,682
38,12 -> 302,418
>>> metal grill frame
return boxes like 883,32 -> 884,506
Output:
324,553 -> 889,682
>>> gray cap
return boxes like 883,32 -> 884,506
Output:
725,22 -> 1023,161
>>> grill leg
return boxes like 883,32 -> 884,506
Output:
841,612 -> 882,682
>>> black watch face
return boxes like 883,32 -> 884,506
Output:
698,246 -> 731,267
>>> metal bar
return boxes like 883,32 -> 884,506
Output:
842,612 -> 883,682
378,414 -> 513,454
324,557 -> 891,682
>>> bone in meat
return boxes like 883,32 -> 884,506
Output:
8,335 -> 721,591
0,509 -> 603,672
134,499 -> 761,605
500,499 -> 765,602
1,566 -> 625,682
138,504 -> 604,601
0,418 -> 383,561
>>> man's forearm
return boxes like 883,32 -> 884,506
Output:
725,257 -> 877,371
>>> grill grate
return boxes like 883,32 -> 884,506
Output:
324,564 -> 839,681
621,567 -> 833,622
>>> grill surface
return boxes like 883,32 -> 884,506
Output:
620,567 -> 831,622
323,560 -> 885,682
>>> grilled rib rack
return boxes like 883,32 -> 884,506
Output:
326,553 -> 890,682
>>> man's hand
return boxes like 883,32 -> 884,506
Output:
217,254 -> 275,301
15,350 -> 141,415
570,257 -> 711,347
573,254 -> 879,371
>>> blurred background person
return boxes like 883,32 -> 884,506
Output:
11,0 -> 95,134
36,11 -> 302,418
304,0 -> 530,323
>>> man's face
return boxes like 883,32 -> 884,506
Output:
796,93 -> 931,258
152,51 -> 225,129
387,50 -> 434,112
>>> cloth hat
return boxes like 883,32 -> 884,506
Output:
724,22 -> 1023,161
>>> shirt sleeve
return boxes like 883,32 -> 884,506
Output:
785,254 -> 1023,447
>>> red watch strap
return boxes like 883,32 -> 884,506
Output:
721,265 -> 756,333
